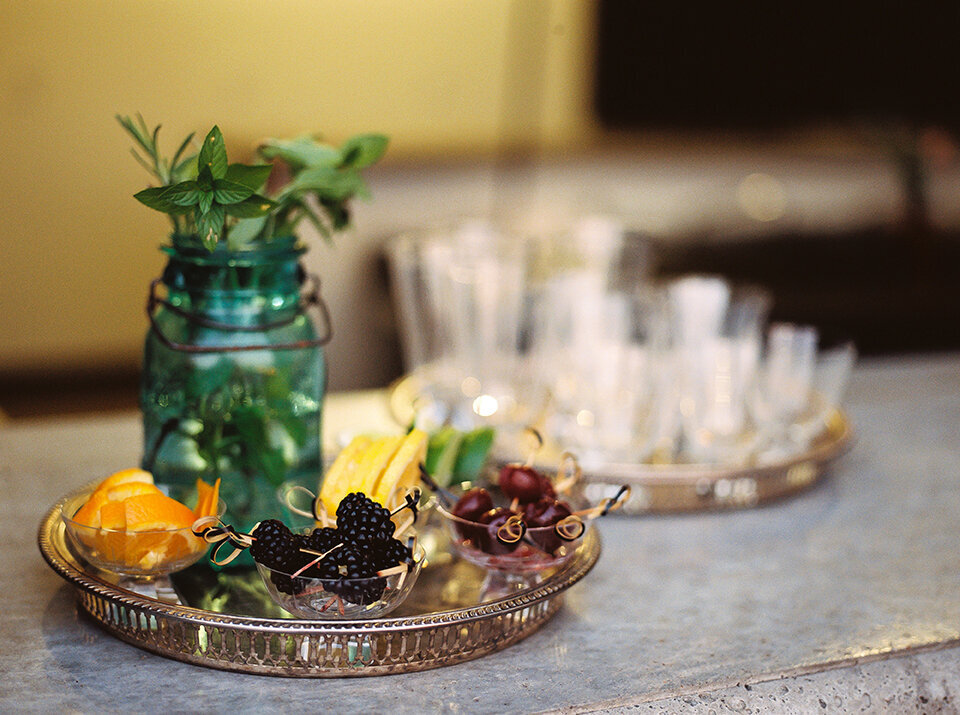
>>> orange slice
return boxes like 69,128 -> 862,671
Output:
123,492 -> 197,567
94,468 -> 154,493
125,492 -> 197,531
194,477 -> 222,519
206,478 -> 221,517
96,501 -> 127,563
162,532 -> 201,563
194,479 -> 211,518
105,481 -> 161,503
72,489 -> 110,529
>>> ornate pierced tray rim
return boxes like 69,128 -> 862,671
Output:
39,483 -> 601,641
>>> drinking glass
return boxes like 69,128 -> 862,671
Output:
751,323 -> 819,462
533,278 -> 664,468
386,222 -> 540,432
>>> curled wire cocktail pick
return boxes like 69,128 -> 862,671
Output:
191,516 -> 255,566
418,463 -> 456,508
283,484 -> 331,525
496,514 -> 528,545
549,485 -> 632,544
554,451 -> 583,495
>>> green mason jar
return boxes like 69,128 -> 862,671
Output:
140,234 -> 328,553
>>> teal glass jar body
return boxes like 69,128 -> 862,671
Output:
140,234 -> 327,549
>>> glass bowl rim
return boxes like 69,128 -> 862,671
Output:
434,501 -> 589,536
60,493 -> 226,536
255,542 -> 426,581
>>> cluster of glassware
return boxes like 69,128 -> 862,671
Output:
387,218 -> 855,470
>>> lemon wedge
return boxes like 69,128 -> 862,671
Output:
355,434 -> 406,498
372,428 -> 428,509
319,435 -> 373,517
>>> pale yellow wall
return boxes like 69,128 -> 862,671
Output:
0,1 -> 597,376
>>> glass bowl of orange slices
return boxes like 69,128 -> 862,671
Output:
61,468 -> 222,578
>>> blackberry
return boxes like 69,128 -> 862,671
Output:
249,520 -> 296,570
270,570 -> 305,596
305,527 -> 341,554
372,538 -> 413,571
336,492 -> 395,545
323,544 -> 386,605
250,521 -> 312,595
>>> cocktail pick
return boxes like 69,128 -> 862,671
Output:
554,451 -> 583,495
418,463 -> 456,507
191,516 -> 255,566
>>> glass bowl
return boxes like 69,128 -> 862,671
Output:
60,491 -> 214,578
435,494 -> 589,575
256,543 -> 425,619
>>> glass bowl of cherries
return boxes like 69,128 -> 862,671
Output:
434,455 -> 629,576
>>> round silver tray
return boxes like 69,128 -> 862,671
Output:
580,409 -> 853,513
390,375 -> 853,513
38,485 -> 601,677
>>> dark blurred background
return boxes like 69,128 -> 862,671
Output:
596,0 -> 960,354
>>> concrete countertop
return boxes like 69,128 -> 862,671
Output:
2,354 -> 959,712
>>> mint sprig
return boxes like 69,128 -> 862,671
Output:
120,115 -> 388,251
131,126 -> 274,250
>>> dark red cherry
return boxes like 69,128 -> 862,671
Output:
524,497 -> 572,529
451,488 -> 494,545
499,464 -> 548,503
538,473 -> 556,500
452,487 -> 494,521
525,498 -> 573,554
482,507 -> 524,555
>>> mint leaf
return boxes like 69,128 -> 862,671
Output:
301,202 -> 332,240
162,180 -> 201,207
223,195 -> 275,218
172,152 -> 198,182
454,428 -> 495,481
259,136 -> 340,169
225,163 -> 272,191
198,190 -> 214,214
320,198 -> 350,230
212,178 -> 254,205
289,166 -> 365,200
227,215 -> 268,248
198,126 -> 228,179
134,186 -> 192,214
197,204 -> 225,250
196,165 -> 214,191
340,134 -> 389,169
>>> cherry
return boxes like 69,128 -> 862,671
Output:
451,487 -> 494,521
482,507 -> 524,555
451,488 -> 494,545
524,497 -> 572,528
538,473 -> 557,500
524,497 -> 573,554
499,464 -> 550,503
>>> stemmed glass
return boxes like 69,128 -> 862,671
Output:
60,490 -> 217,602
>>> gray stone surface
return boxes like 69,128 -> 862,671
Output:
2,354 -> 959,712
578,647 -> 959,713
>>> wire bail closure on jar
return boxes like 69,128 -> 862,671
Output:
146,273 -> 333,353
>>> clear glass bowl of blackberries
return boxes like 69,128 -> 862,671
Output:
436,462 -> 590,574
249,493 -> 424,619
